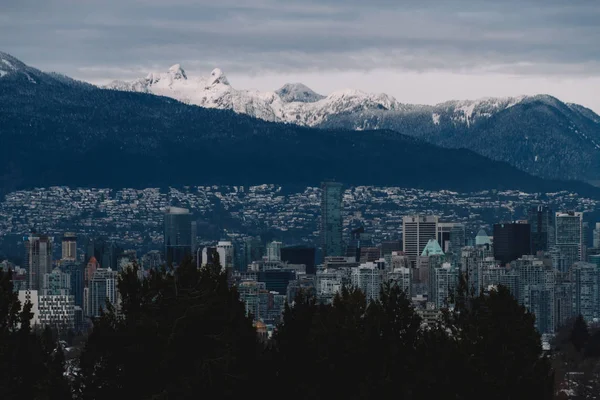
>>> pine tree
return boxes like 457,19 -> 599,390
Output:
437,277 -> 554,400
78,257 -> 259,399
0,268 -> 71,400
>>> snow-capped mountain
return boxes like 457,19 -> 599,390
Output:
107,64 -> 596,133
2,52 -> 600,183
105,65 -> 413,126
275,83 -> 324,103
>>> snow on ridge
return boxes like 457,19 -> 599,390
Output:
104,65 -> 404,126
103,64 -> 556,129
1,58 -> 14,70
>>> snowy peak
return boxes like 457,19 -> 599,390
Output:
168,64 -> 187,80
208,68 -> 229,86
101,63 -> 600,131
103,65 -> 403,125
276,83 -> 324,103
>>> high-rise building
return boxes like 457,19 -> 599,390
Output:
18,289 -> 74,332
216,241 -> 234,270
449,224 -> 466,254
242,236 -> 265,270
85,237 -> 124,270
351,262 -> 382,301
61,233 -> 77,261
42,269 -> 71,296
266,241 -> 283,261
402,215 -> 439,267
88,268 -> 117,318
431,262 -> 459,309
493,222 -> 531,265
25,233 -> 53,291
570,262 -> 599,323
553,212 -> 583,274
387,266 -> 412,297
437,223 -> 462,253
281,246 -> 316,275
164,207 -> 193,266
61,262 -> 85,309
257,269 -> 297,295
320,182 -> 344,259
201,246 -> 219,268
528,206 -> 554,254
594,223 -> 600,249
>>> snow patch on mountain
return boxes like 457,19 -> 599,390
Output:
105,64 -> 590,131
276,83 -> 325,103
104,65 -> 410,126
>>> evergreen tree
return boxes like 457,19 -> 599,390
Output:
437,277 -> 554,400
0,268 -> 71,399
77,258 -> 259,400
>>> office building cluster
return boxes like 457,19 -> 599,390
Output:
2,187 -> 600,338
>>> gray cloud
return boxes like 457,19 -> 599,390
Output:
1,0 -> 599,82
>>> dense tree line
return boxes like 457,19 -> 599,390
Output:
553,315 -> 600,398
0,269 -> 70,400
1,261 -> 556,399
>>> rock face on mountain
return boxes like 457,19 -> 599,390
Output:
107,64 -> 600,183
2,53 -> 597,197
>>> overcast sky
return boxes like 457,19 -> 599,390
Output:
2,0 -> 600,112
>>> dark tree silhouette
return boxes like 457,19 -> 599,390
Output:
77,258 -> 259,400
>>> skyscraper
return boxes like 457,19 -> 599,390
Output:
402,215 -> 439,267
62,262 -> 85,308
25,233 -> 53,291
493,222 -> 531,265
594,223 -> 600,249
281,246 -> 317,275
266,241 -> 283,261
61,232 -> 77,261
320,182 -> 343,259
553,211 -> 583,273
528,206 -> 554,254
570,262 -> 599,323
449,224 -> 466,253
88,268 -> 117,318
164,207 -> 193,266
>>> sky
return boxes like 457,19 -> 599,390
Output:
1,0 -> 600,112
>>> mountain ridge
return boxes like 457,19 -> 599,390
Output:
103,63 -> 600,182
1,53 -> 599,198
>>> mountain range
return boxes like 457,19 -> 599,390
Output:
106,64 -> 600,183
1,51 -> 599,198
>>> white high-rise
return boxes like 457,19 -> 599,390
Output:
553,212 -> 583,273
402,215 -> 439,267
266,241 -> 282,261
351,262 -> 382,301
61,232 -> 77,261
